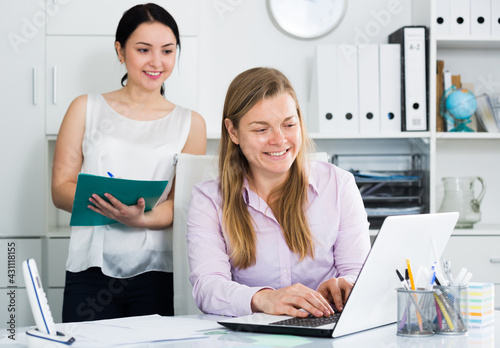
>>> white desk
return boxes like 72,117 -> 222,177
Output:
1,312 -> 498,347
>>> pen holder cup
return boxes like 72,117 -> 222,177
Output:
433,285 -> 469,335
397,288 -> 436,336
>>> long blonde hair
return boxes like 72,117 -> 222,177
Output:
219,67 -> 315,269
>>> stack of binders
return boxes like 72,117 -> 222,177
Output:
309,25 -> 429,133
435,0 -> 500,36
309,44 -> 402,133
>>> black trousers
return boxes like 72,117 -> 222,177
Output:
62,267 -> 173,323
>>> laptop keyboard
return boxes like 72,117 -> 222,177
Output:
271,312 -> 341,327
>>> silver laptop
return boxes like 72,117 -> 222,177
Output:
218,212 -> 459,338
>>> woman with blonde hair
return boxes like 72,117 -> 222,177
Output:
187,67 -> 369,318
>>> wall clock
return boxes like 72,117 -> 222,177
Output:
267,0 -> 348,40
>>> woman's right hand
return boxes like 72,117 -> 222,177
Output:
250,283 -> 335,318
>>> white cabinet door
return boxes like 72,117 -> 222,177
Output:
442,236 -> 500,284
0,1 -> 46,236
164,36 -> 198,111
46,0 -> 198,36
45,35 -> 123,135
0,239 -> 42,287
47,238 -> 70,287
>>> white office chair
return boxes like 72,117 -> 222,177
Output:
172,154 -> 218,315
172,152 -> 328,315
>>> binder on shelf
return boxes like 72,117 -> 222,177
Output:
436,60 -> 445,132
308,45 -> 339,133
336,44 -> 359,132
492,0 -> 500,35
379,44 -> 401,133
389,26 -> 428,131
475,94 -> 500,132
450,0 -> 470,35
435,0 -> 451,35
358,44 -> 380,133
442,71 -> 461,131
470,0 -> 491,36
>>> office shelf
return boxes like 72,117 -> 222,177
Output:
435,132 -> 500,140
436,36 -> 500,49
309,132 -> 431,140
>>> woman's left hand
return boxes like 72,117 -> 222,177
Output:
317,278 -> 353,312
88,193 -> 146,228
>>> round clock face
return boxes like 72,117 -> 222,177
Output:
267,0 -> 348,39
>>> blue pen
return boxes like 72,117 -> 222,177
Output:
428,262 -> 437,290
107,172 -> 114,178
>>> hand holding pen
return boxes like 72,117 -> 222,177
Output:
87,171 -> 147,227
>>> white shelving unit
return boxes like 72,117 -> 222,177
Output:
430,0 -> 500,306
436,35 -> 500,49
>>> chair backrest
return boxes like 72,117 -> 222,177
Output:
173,154 -> 218,315
308,151 -> 329,163
172,152 -> 328,315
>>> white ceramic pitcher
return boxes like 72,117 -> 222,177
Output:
438,176 -> 486,228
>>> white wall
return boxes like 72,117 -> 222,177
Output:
193,0 -> 413,135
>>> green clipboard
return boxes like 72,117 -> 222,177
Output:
70,173 -> 169,226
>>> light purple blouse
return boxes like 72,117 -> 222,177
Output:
187,160 -> 371,317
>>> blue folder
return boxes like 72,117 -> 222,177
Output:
70,173 -> 168,226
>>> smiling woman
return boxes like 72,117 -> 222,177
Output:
224,93 -> 302,189
51,3 -> 206,323
115,22 -> 177,99
187,67 -> 370,319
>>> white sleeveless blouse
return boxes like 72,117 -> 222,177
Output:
66,94 -> 191,278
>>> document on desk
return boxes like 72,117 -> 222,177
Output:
70,173 -> 168,226
55,315 -> 224,346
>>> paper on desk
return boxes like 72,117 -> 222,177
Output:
55,315 -> 224,346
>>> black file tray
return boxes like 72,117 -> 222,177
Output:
332,154 -> 426,230
355,171 -> 423,204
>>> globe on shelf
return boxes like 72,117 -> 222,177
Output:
440,86 -> 477,132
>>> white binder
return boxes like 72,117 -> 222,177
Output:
389,26 -> 428,131
470,0 -> 491,36
435,0 -> 451,35
449,0 -> 470,35
308,45 -> 339,133
336,44 -> 359,132
442,70 -> 455,131
379,44 -> 401,133
358,45 -> 380,133
492,0 -> 500,35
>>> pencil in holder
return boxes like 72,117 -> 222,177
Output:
397,288 -> 436,336
433,285 -> 468,335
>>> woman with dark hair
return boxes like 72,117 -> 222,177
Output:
187,67 -> 369,318
52,3 -> 206,322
